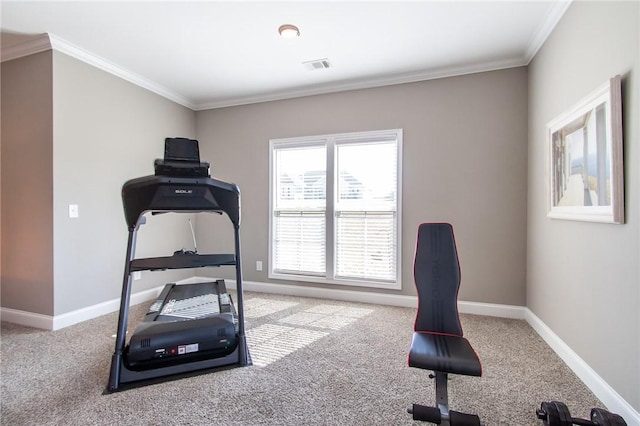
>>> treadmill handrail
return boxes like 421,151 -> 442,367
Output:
130,253 -> 236,271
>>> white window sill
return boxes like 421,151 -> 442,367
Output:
268,271 -> 401,290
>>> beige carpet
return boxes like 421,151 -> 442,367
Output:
1,291 -> 602,425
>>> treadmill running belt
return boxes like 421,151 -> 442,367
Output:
145,281 -> 233,322
160,293 -> 220,319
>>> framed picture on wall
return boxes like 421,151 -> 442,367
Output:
547,75 -> 624,224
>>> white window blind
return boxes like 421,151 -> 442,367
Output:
335,211 -> 396,281
270,130 -> 402,289
273,211 -> 325,275
273,145 -> 326,276
335,140 -> 398,281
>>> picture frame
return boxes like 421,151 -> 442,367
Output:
547,75 -> 624,224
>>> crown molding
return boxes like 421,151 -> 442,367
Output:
193,1 -> 572,110
1,33 -> 51,62
2,0 -> 570,113
2,33 -> 196,110
0,36 -> 527,112
524,0 -> 572,63
46,34 -> 196,110
194,56 -> 528,110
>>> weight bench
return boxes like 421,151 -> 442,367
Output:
407,223 -> 483,426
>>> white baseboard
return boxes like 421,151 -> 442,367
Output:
459,300 -> 526,319
0,307 -> 54,330
219,278 -> 526,319
0,277 -> 524,329
0,286 -> 166,331
51,286 -> 165,330
2,276 -> 637,423
525,308 -> 640,425
229,278 -> 419,308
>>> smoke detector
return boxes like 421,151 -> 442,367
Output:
302,58 -> 331,71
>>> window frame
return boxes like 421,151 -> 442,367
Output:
268,129 -> 403,290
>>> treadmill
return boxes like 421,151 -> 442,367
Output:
107,137 -> 250,392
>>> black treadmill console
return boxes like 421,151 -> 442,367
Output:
154,137 -> 210,178
121,139 -> 241,229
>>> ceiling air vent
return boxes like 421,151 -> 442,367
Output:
302,58 -> 331,71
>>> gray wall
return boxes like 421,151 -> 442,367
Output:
196,67 -> 529,304
1,51 -> 54,315
1,48 -> 198,316
527,1 -> 639,411
51,52 -> 198,315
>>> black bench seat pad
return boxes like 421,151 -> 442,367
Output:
409,331 -> 482,377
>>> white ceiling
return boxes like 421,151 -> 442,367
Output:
1,1 -> 571,110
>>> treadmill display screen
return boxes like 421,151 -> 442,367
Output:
165,137 -> 200,162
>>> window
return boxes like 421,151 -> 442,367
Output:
269,129 -> 402,289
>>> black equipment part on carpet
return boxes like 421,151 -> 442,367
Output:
125,280 -> 239,371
